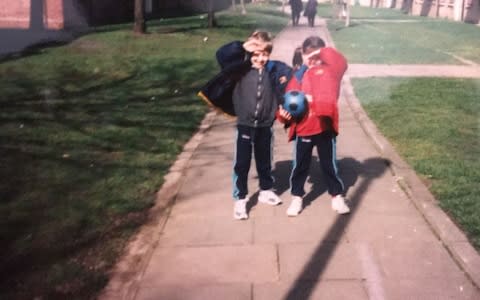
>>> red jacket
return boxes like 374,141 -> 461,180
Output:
279,47 -> 347,141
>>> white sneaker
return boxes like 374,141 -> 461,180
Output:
332,195 -> 350,214
233,198 -> 248,220
258,190 -> 282,205
287,196 -> 303,216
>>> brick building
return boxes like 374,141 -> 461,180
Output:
0,0 -> 233,30
355,0 -> 479,23
0,0 -> 65,29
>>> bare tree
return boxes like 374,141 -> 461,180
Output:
134,0 -> 146,34
207,0 -> 217,27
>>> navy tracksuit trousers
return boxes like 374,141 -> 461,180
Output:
290,131 -> 344,197
233,125 -> 274,200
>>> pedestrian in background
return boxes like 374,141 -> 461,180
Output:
304,0 -> 318,27
289,0 -> 303,26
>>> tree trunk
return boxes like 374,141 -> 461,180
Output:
207,0 -> 217,27
240,0 -> 247,14
345,0 -> 350,27
134,0 -> 146,34
232,0 -> 236,10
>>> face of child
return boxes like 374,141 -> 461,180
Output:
251,50 -> 270,69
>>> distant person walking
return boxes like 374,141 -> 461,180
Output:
304,0 -> 318,27
289,0 -> 303,26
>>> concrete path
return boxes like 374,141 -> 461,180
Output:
100,15 -> 480,300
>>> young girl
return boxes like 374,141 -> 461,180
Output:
278,36 -> 350,216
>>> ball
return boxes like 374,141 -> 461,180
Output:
283,90 -> 307,119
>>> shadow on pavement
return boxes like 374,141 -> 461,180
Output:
283,157 -> 391,300
248,156 -> 362,212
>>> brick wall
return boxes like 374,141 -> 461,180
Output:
0,0 -> 64,29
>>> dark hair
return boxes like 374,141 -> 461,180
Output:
292,47 -> 303,68
302,36 -> 326,53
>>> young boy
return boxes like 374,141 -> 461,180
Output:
278,35 -> 350,216
199,31 -> 292,220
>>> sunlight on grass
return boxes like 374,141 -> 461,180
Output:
352,77 -> 480,249
326,6 -> 480,64
317,3 -> 421,19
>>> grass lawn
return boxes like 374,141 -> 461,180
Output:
317,2 -> 424,19
351,78 -> 480,249
0,4 -> 288,299
324,5 -> 480,64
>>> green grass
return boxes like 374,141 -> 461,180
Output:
352,77 -> 480,249
324,5 -> 480,64
317,2 -> 419,19
0,4 -> 288,299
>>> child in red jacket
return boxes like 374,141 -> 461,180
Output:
278,36 -> 350,216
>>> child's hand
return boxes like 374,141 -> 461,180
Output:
278,105 -> 292,121
243,38 -> 266,53
304,49 -> 321,67
305,49 -> 321,61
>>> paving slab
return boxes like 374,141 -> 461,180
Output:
380,277 -> 479,300
158,215 -> 254,246
138,245 -> 278,288
278,241 -> 364,280
135,283 -> 251,300
254,279 -> 369,300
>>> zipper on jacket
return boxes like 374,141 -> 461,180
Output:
254,69 -> 263,127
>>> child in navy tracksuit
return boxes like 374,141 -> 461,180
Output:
199,31 -> 292,220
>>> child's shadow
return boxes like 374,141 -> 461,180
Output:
247,157 -> 360,212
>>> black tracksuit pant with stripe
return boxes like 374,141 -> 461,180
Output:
290,131 -> 344,197
233,125 -> 274,200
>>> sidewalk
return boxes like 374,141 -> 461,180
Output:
100,15 -> 480,300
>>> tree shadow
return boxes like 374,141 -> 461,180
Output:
0,55 -> 215,296
283,157 -> 391,300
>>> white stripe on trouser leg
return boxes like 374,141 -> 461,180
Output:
232,128 -> 240,199
289,136 -> 298,192
331,137 -> 344,192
